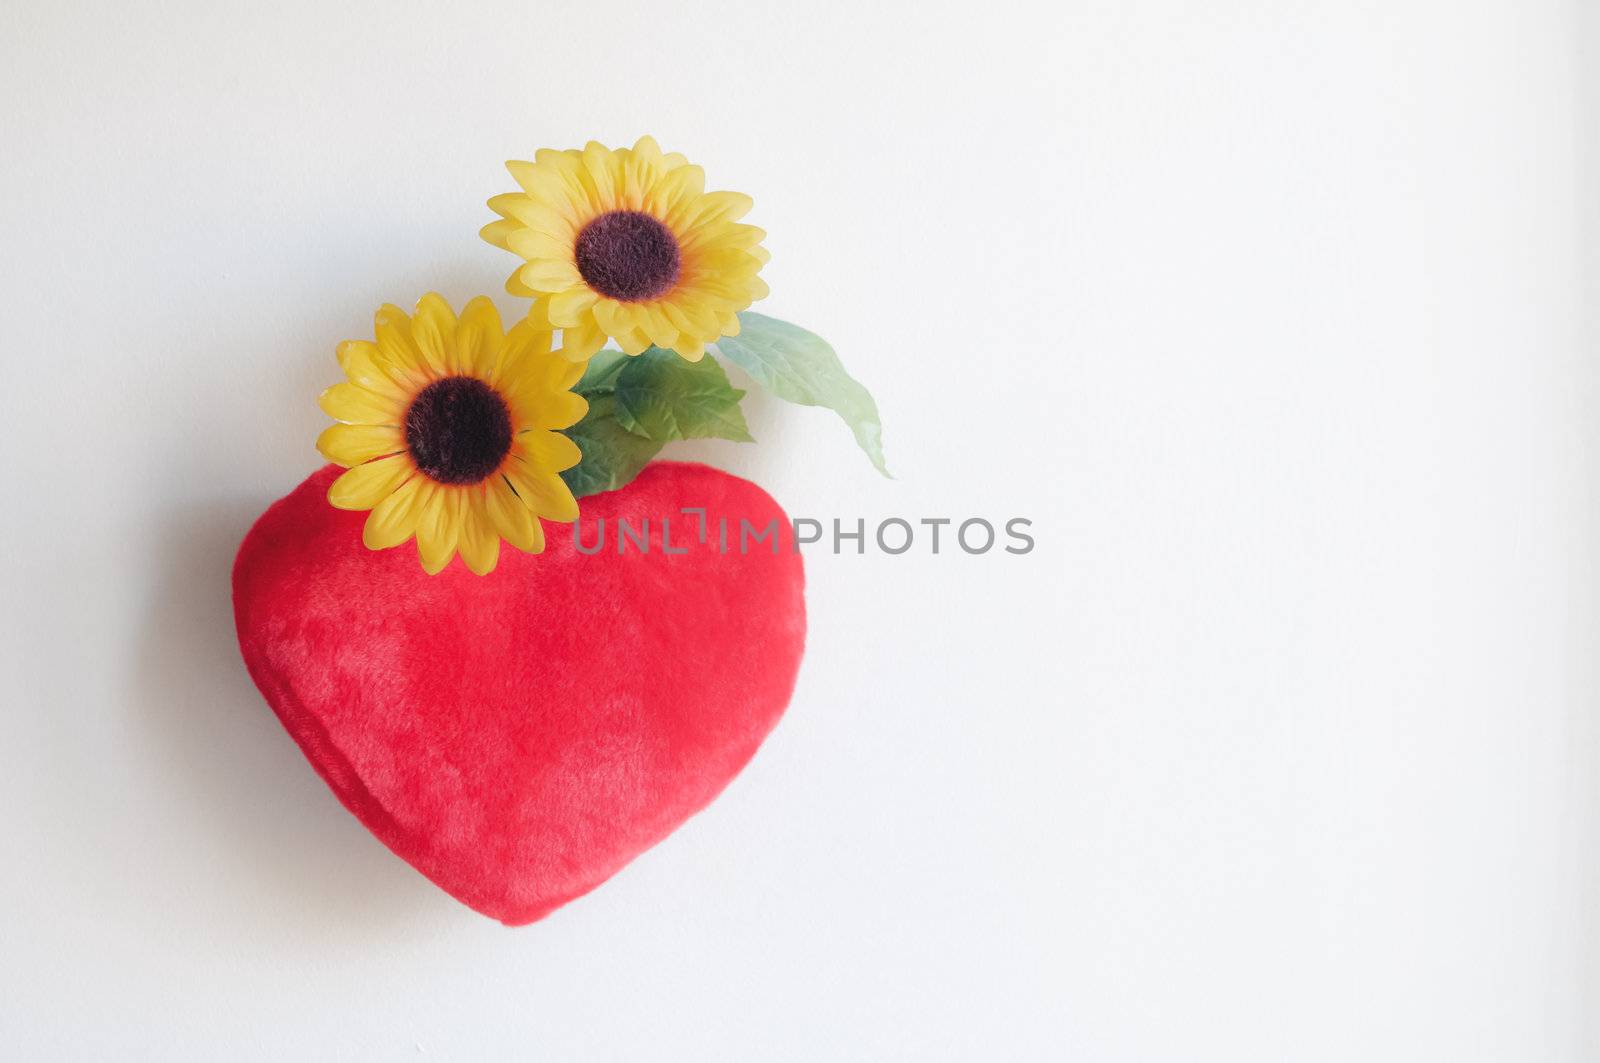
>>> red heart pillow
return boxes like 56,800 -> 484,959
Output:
232,461 -> 806,925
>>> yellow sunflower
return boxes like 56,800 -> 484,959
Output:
481,136 -> 769,362
316,293 -> 587,576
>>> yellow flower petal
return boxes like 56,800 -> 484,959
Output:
480,218 -> 520,251
589,298 -> 632,338
690,247 -> 766,275
671,338 -> 707,362
682,274 -> 758,304
338,339 -> 420,397
319,382 -> 402,425
579,141 -> 619,209
639,305 -> 680,349
495,319 -> 555,385
335,340 -> 371,373
454,296 -> 504,378
374,304 -> 430,378
614,326 -> 651,357
660,299 -> 720,340
525,151 -> 598,212
416,486 -> 463,574
650,165 -> 706,220
683,190 -> 753,228
715,223 -> 767,252
556,358 -> 586,391
486,476 -> 546,554
508,161 -> 589,215
362,475 -> 429,550
505,457 -> 579,522
533,147 -> 582,172
523,296 -> 554,329
505,380 -> 587,432
506,267 -> 537,298
547,287 -> 598,328
317,423 -> 404,467
630,135 -> 665,177
511,254 -> 581,294
411,293 -> 458,374
557,318 -> 606,361
457,491 -> 501,575
509,200 -> 582,240
517,429 -> 583,473
619,147 -> 659,209
328,453 -> 413,510
487,191 -> 540,226
506,229 -> 573,261
507,317 -> 555,357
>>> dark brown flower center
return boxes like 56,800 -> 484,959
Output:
404,376 -> 512,485
574,210 -> 681,301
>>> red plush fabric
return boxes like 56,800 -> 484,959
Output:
232,461 -> 806,925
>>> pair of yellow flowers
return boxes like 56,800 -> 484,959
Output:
315,137 -> 771,575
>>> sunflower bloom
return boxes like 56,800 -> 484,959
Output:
316,294 -> 586,575
481,136 -> 770,363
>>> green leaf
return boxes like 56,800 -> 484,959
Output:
613,346 -> 753,443
716,312 -> 889,476
574,348 -> 630,393
559,392 -> 666,498
559,345 -> 756,498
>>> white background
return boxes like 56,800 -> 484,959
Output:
1,1 -> 1595,1059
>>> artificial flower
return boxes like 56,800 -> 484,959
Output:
481,136 -> 769,362
317,294 -> 586,575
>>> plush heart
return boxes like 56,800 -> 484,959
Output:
232,461 -> 806,925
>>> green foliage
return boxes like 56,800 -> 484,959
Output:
559,314 -> 890,498
716,312 -> 889,476
559,347 -> 752,498
560,392 -> 667,498
614,348 -> 752,442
